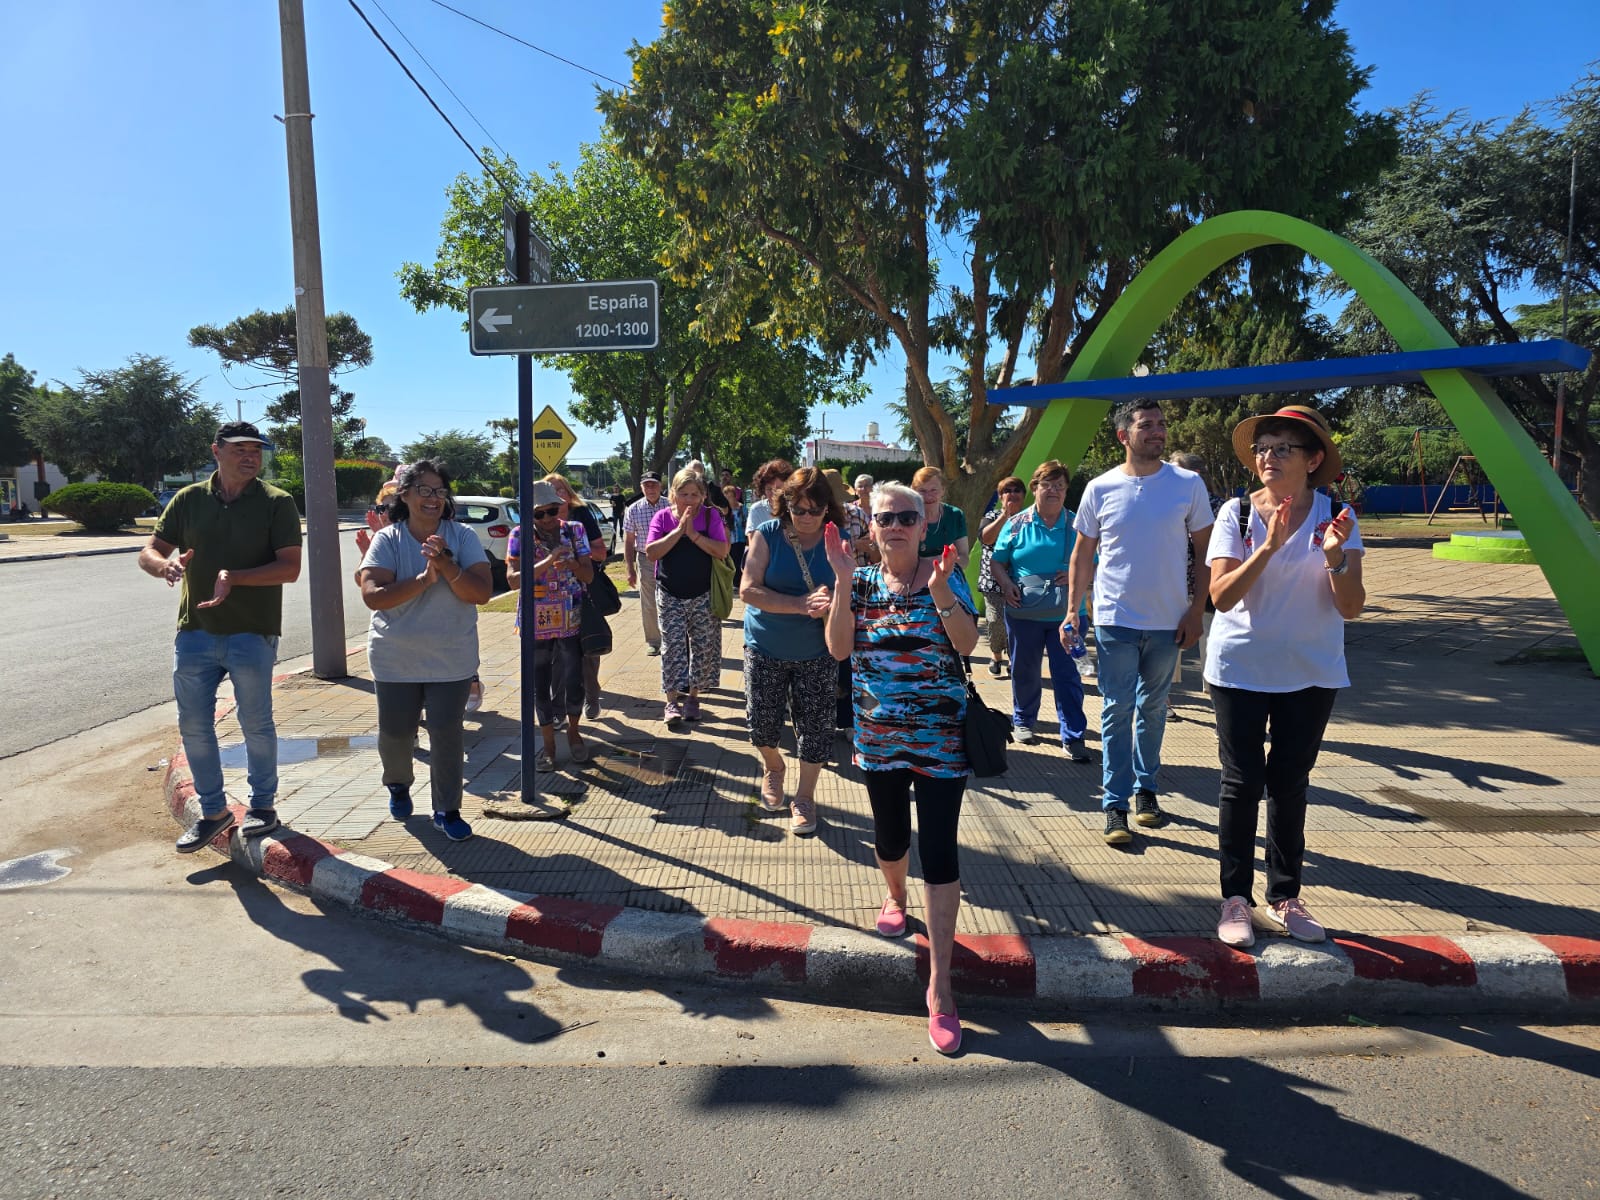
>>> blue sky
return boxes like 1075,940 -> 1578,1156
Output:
3,1 -> 1596,467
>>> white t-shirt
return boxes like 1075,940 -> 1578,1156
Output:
1074,463 -> 1214,630
360,521 -> 487,683
1202,491 -> 1363,692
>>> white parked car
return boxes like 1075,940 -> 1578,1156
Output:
450,495 -> 519,591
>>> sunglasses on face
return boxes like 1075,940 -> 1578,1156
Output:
531,505 -> 563,519
1251,443 -> 1313,461
409,485 -> 449,498
871,510 -> 921,528
999,486 -> 1024,495
790,504 -> 825,518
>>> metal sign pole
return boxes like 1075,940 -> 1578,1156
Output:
515,209 -> 538,806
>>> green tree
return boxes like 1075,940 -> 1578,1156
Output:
21,355 -> 219,489
398,140 -> 860,483
399,429 -> 495,482
187,308 -> 377,457
1328,83 -> 1600,514
1,353 -> 41,467
603,0 -> 1396,534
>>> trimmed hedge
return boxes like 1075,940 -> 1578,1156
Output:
44,482 -> 156,531
334,459 -> 388,506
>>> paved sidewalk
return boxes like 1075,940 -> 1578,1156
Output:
162,539 -> 1600,1013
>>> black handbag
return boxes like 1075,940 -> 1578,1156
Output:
586,565 -> 623,616
942,635 -> 1011,777
579,594 -> 613,656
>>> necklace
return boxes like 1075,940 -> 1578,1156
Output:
880,563 -> 922,610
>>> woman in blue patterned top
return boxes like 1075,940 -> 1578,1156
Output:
824,481 -> 979,1056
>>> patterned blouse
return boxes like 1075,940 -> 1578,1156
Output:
848,565 -> 976,778
508,521 -> 591,640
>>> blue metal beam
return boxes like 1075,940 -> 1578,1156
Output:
989,339 -> 1592,408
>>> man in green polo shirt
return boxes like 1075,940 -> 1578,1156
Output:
139,421 -> 303,853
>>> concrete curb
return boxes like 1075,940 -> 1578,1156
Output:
163,753 -> 1600,1016
0,544 -> 144,564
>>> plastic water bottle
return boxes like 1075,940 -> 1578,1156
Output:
1064,620 -> 1087,661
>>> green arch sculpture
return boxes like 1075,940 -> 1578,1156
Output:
1012,209 -> 1600,675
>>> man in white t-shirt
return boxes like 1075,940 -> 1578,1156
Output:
1066,400 -> 1214,845
623,472 -> 671,655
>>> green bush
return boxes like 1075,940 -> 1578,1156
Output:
335,459 -> 388,506
43,482 -> 156,531
499,485 -> 515,499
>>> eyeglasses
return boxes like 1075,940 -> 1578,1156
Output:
1033,478 -> 1066,490
871,510 -> 921,528
409,485 -> 450,498
1251,443 -> 1313,461
999,486 -> 1024,495
531,505 -> 563,519
790,504 -> 825,518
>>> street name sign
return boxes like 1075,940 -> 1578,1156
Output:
529,405 -> 577,474
468,280 -> 660,355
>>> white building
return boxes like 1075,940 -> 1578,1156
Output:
803,422 -> 920,467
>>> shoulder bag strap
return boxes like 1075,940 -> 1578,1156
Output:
783,520 -> 819,592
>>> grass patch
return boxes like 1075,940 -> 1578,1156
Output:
2,517 -> 159,538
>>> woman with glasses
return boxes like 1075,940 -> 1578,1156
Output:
1207,406 -> 1364,950
988,461 -> 1091,761
544,472 -> 610,720
358,459 -> 493,842
507,480 -> 595,770
824,483 -> 979,1055
646,467 -> 730,728
977,475 -> 1028,677
739,467 -> 847,835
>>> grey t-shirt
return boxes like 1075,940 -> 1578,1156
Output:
359,521 -> 487,683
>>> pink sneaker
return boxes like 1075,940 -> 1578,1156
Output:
1217,896 -> 1255,948
663,699 -> 684,728
875,898 -> 908,938
926,986 -> 962,1055
1265,897 -> 1326,943
790,795 -> 818,836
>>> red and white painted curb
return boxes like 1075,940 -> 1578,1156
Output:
165,754 -> 1600,1014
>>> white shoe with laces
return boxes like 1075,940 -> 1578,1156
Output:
1261,897 -> 1326,943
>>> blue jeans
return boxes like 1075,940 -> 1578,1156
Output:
1004,614 -> 1086,741
173,630 -> 281,817
1094,624 -> 1183,810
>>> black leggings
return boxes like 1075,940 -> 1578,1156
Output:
863,768 -> 967,886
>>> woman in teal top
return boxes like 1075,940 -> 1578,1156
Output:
738,467 -> 846,836
989,459 -> 1090,760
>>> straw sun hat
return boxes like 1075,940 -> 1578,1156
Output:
1231,405 -> 1343,488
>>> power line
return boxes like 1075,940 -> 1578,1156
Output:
422,0 -> 632,91
344,0 -> 524,209
367,0 -> 509,159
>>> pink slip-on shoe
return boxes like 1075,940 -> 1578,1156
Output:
926,986 -> 962,1055
875,898 -> 908,938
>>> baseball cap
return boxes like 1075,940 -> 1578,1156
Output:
641,471 -> 662,483
216,420 -> 272,449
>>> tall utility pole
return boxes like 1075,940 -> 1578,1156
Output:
279,0 -> 346,678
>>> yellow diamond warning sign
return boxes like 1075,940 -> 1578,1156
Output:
529,405 -> 576,473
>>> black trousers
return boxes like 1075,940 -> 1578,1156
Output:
1211,684 -> 1339,905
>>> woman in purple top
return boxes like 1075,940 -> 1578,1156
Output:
645,467 -> 730,728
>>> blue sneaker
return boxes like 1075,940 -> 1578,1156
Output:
388,785 -> 413,821
433,810 -> 473,841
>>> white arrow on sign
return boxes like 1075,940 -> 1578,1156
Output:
477,307 -> 513,334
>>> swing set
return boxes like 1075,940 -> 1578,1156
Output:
1413,426 -> 1505,525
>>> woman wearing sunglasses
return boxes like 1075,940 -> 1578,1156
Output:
544,472 -> 610,720
645,467 -> 730,728
738,467 -> 847,835
824,483 -> 979,1055
506,480 -> 594,770
358,459 -> 493,842
1206,406 -> 1364,949
977,475 -> 1028,677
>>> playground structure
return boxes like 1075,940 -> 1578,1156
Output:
1424,452 -> 1503,525
987,210 -> 1600,676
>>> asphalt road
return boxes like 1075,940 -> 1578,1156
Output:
0,549 -> 372,759
2,707 -> 1597,1199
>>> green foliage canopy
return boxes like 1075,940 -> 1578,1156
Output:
1,353 -> 41,466
399,429 -> 496,481
22,355 -> 219,490
43,481 -> 157,531
604,0 -> 1396,532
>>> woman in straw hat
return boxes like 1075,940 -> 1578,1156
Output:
1206,405 -> 1365,950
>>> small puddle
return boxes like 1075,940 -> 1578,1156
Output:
219,735 -> 378,767
0,849 -> 76,891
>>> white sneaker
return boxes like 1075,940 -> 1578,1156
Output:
1013,726 -> 1035,745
